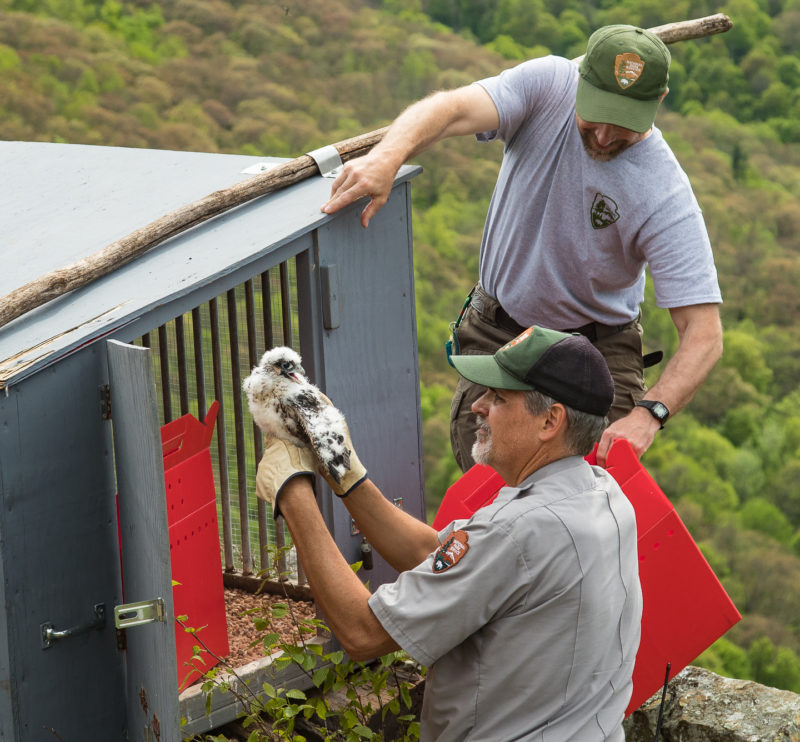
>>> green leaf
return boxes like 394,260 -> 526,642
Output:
312,667 -> 330,687
351,723 -> 375,739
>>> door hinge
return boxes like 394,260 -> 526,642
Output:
99,384 -> 111,420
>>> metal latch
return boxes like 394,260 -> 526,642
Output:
41,603 -> 106,649
114,598 -> 166,629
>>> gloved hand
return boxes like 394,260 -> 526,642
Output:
314,393 -> 367,498
256,438 -> 316,518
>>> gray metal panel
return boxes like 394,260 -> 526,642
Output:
0,141 -> 420,389
0,492 -> 11,738
107,340 -> 179,741
314,182 -> 425,586
0,344 -> 126,740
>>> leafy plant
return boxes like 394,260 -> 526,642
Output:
179,550 -> 423,741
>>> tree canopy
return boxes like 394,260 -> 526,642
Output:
2,0 -> 799,693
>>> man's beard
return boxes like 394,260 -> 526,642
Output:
471,417 -> 492,465
579,127 -> 632,162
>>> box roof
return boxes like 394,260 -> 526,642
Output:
1,141 -> 417,387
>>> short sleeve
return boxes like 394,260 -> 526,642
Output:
368,515 -> 553,666
474,56 -> 574,144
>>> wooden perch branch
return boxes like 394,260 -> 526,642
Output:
0,14 -> 731,331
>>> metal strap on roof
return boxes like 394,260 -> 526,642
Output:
306,145 -> 343,178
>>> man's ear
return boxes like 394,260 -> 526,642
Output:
659,87 -> 669,103
540,403 -> 568,441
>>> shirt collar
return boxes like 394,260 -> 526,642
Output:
493,455 -> 591,504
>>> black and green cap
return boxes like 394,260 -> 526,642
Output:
450,326 -> 614,416
576,24 -> 670,133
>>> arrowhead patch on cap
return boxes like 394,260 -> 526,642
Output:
614,53 -> 645,89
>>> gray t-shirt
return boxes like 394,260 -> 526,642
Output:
474,55 -> 722,329
368,456 -> 642,741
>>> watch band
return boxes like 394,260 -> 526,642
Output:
635,399 -> 669,428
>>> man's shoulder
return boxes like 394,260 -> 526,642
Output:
485,458 -> 603,522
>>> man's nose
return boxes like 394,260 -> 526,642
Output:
471,389 -> 490,415
593,125 -> 615,147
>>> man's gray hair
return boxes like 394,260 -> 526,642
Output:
524,389 -> 609,456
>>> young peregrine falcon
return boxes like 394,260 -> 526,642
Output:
242,346 -> 351,486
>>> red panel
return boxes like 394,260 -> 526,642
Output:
165,448 -> 217,525
161,404 -> 228,689
627,509 -> 740,714
433,439 -> 741,716
161,401 -> 219,469
170,498 -> 229,688
431,464 -> 504,530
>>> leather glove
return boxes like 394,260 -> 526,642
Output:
256,438 -> 316,519
313,393 -> 367,498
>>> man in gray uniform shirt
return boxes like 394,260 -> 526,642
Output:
320,25 -> 723,471
257,326 -> 642,741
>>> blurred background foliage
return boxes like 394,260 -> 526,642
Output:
1,0 -> 799,694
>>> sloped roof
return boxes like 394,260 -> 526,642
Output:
0,141 -> 417,387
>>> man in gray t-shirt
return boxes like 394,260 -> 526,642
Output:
321,25 -> 723,470
256,326 -> 642,741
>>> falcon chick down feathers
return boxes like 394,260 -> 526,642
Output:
243,346 -> 352,485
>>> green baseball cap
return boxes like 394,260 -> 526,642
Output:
576,25 -> 670,133
449,326 -> 614,416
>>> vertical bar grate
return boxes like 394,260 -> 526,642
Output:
136,258 -> 303,583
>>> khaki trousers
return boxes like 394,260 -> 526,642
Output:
449,286 -> 647,472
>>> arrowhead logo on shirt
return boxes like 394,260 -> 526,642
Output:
433,530 -> 470,573
590,193 -> 620,230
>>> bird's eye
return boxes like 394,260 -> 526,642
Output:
281,360 -> 293,371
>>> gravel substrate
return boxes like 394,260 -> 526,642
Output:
221,586 -> 318,668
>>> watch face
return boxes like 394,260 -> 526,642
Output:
652,402 -> 669,419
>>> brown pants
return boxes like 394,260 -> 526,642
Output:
449,286 -> 647,472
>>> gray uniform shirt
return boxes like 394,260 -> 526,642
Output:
474,55 -> 722,329
368,456 -> 642,741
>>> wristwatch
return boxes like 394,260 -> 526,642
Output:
635,400 -> 670,428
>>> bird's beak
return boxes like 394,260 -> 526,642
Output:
280,365 -> 305,383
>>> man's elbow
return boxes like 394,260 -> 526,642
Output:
336,615 -> 398,662
707,311 -> 724,364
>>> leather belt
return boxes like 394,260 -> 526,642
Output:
471,285 -> 633,342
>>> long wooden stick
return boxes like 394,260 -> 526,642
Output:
0,14 -> 731,331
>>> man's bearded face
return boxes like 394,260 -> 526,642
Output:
471,416 -> 493,465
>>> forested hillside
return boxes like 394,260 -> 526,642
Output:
2,0 -> 799,694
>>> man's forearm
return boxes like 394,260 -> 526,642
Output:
342,479 -> 441,573
321,84 -> 499,226
278,478 -> 399,661
597,303 -> 722,465
643,303 -> 723,414
373,86 -> 498,165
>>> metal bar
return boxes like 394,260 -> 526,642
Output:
261,270 -> 287,576
227,287 -> 252,575
261,270 -> 274,348
157,324 -> 172,423
210,297 -> 235,572
175,314 -> 189,417
141,332 -> 151,349
279,261 -> 293,347
191,306 -> 207,420
245,280 -> 269,572
294,247 -> 324,588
